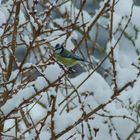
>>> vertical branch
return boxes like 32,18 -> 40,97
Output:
50,96 -> 56,140
6,1 -> 20,80
15,117 -> 19,138
110,48 -> 118,98
0,115 -> 4,139
81,122 -> 85,140
109,0 -> 115,41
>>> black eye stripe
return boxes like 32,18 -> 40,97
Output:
54,44 -> 64,54
55,44 -> 60,49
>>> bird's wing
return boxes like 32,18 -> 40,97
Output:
61,49 -> 85,61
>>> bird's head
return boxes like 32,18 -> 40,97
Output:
54,43 -> 64,54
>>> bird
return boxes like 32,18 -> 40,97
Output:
54,43 -> 90,68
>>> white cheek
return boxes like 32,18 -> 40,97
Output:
55,49 -> 61,54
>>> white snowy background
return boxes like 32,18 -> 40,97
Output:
1,0 -> 140,139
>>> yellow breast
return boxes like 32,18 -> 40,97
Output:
55,54 -> 79,67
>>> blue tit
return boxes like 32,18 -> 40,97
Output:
54,43 -> 89,67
